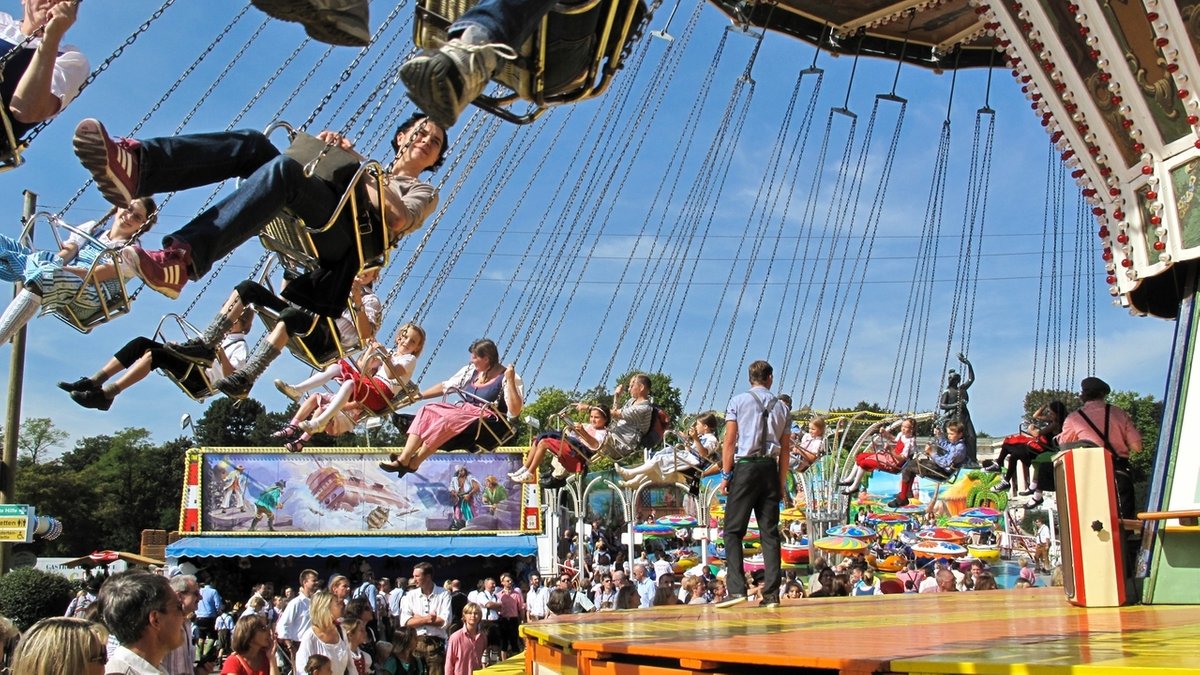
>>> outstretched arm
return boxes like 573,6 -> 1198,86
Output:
9,1 -> 79,124
957,353 -> 975,389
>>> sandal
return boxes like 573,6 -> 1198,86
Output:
285,439 -> 305,453
272,424 -> 302,441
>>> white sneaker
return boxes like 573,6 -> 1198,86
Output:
508,468 -> 529,481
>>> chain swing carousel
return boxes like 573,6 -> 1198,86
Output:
5,0 -> 1199,669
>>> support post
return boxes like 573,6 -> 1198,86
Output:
0,191 -> 34,574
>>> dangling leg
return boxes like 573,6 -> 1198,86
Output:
215,337 -> 282,399
276,363 -> 340,402
381,432 -> 424,475
301,381 -> 355,433
0,288 -> 42,345
168,292 -> 243,365
251,0 -> 371,47
840,466 -> 866,494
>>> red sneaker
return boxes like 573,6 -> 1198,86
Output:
133,245 -> 191,299
72,118 -> 141,208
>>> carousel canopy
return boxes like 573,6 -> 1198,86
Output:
704,0 -> 999,69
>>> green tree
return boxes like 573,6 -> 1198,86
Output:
196,397 -> 267,446
17,417 -> 68,466
86,429 -> 185,551
1022,388 -> 1080,418
519,386 -> 575,443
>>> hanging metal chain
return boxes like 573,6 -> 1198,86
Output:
52,0 -> 181,217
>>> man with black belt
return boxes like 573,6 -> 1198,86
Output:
1057,376 -> 1144,519
717,360 -> 791,608
399,562 -> 451,675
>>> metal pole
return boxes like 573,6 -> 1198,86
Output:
0,191 -> 34,575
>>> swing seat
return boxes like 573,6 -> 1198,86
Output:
0,104 -> 27,174
256,121 -> 392,279
440,386 -> 516,452
151,313 -> 218,401
256,303 -> 353,370
414,0 -> 648,124
39,217 -> 136,333
249,259 -> 370,370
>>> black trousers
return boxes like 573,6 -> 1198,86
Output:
723,458 -> 781,600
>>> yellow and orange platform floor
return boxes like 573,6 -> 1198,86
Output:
516,587 -> 1200,674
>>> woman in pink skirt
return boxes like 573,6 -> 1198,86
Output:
380,338 -> 523,476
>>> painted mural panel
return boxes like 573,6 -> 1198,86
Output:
184,448 -> 539,535
1032,0 -> 1139,167
1097,0 -> 1190,146
1170,158 -> 1200,250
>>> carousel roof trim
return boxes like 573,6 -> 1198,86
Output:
166,535 -> 538,559
706,0 -> 1001,70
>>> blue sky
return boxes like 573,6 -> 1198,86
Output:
0,1 -> 1175,454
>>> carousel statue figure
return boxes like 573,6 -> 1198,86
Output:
936,352 -> 978,468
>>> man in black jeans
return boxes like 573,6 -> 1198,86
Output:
717,360 -> 791,608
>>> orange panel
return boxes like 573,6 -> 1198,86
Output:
516,589 -> 1200,674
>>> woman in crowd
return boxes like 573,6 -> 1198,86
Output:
220,615 -> 278,675
341,618 -> 371,675
390,627 -> 425,675
296,591 -> 349,675
11,616 -> 108,675
380,338 -> 523,476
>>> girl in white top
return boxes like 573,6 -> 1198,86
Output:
791,417 -> 827,473
615,413 -> 719,489
296,591 -> 350,675
273,323 -> 425,451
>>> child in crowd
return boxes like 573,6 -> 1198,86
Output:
343,618 -> 372,675
305,655 -> 333,675
445,602 -> 487,675
273,323 -> 425,452
390,627 -> 425,675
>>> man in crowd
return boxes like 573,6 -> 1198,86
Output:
387,576 -> 409,634
275,568 -> 320,675
524,573 -> 549,622
445,579 -> 468,635
718,360 -> 791,608
400,561 -> 452,675
100,570 -> 186,675
496,573 -> 524,659
194,576 -> 222,657
162,574 -> 201,675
